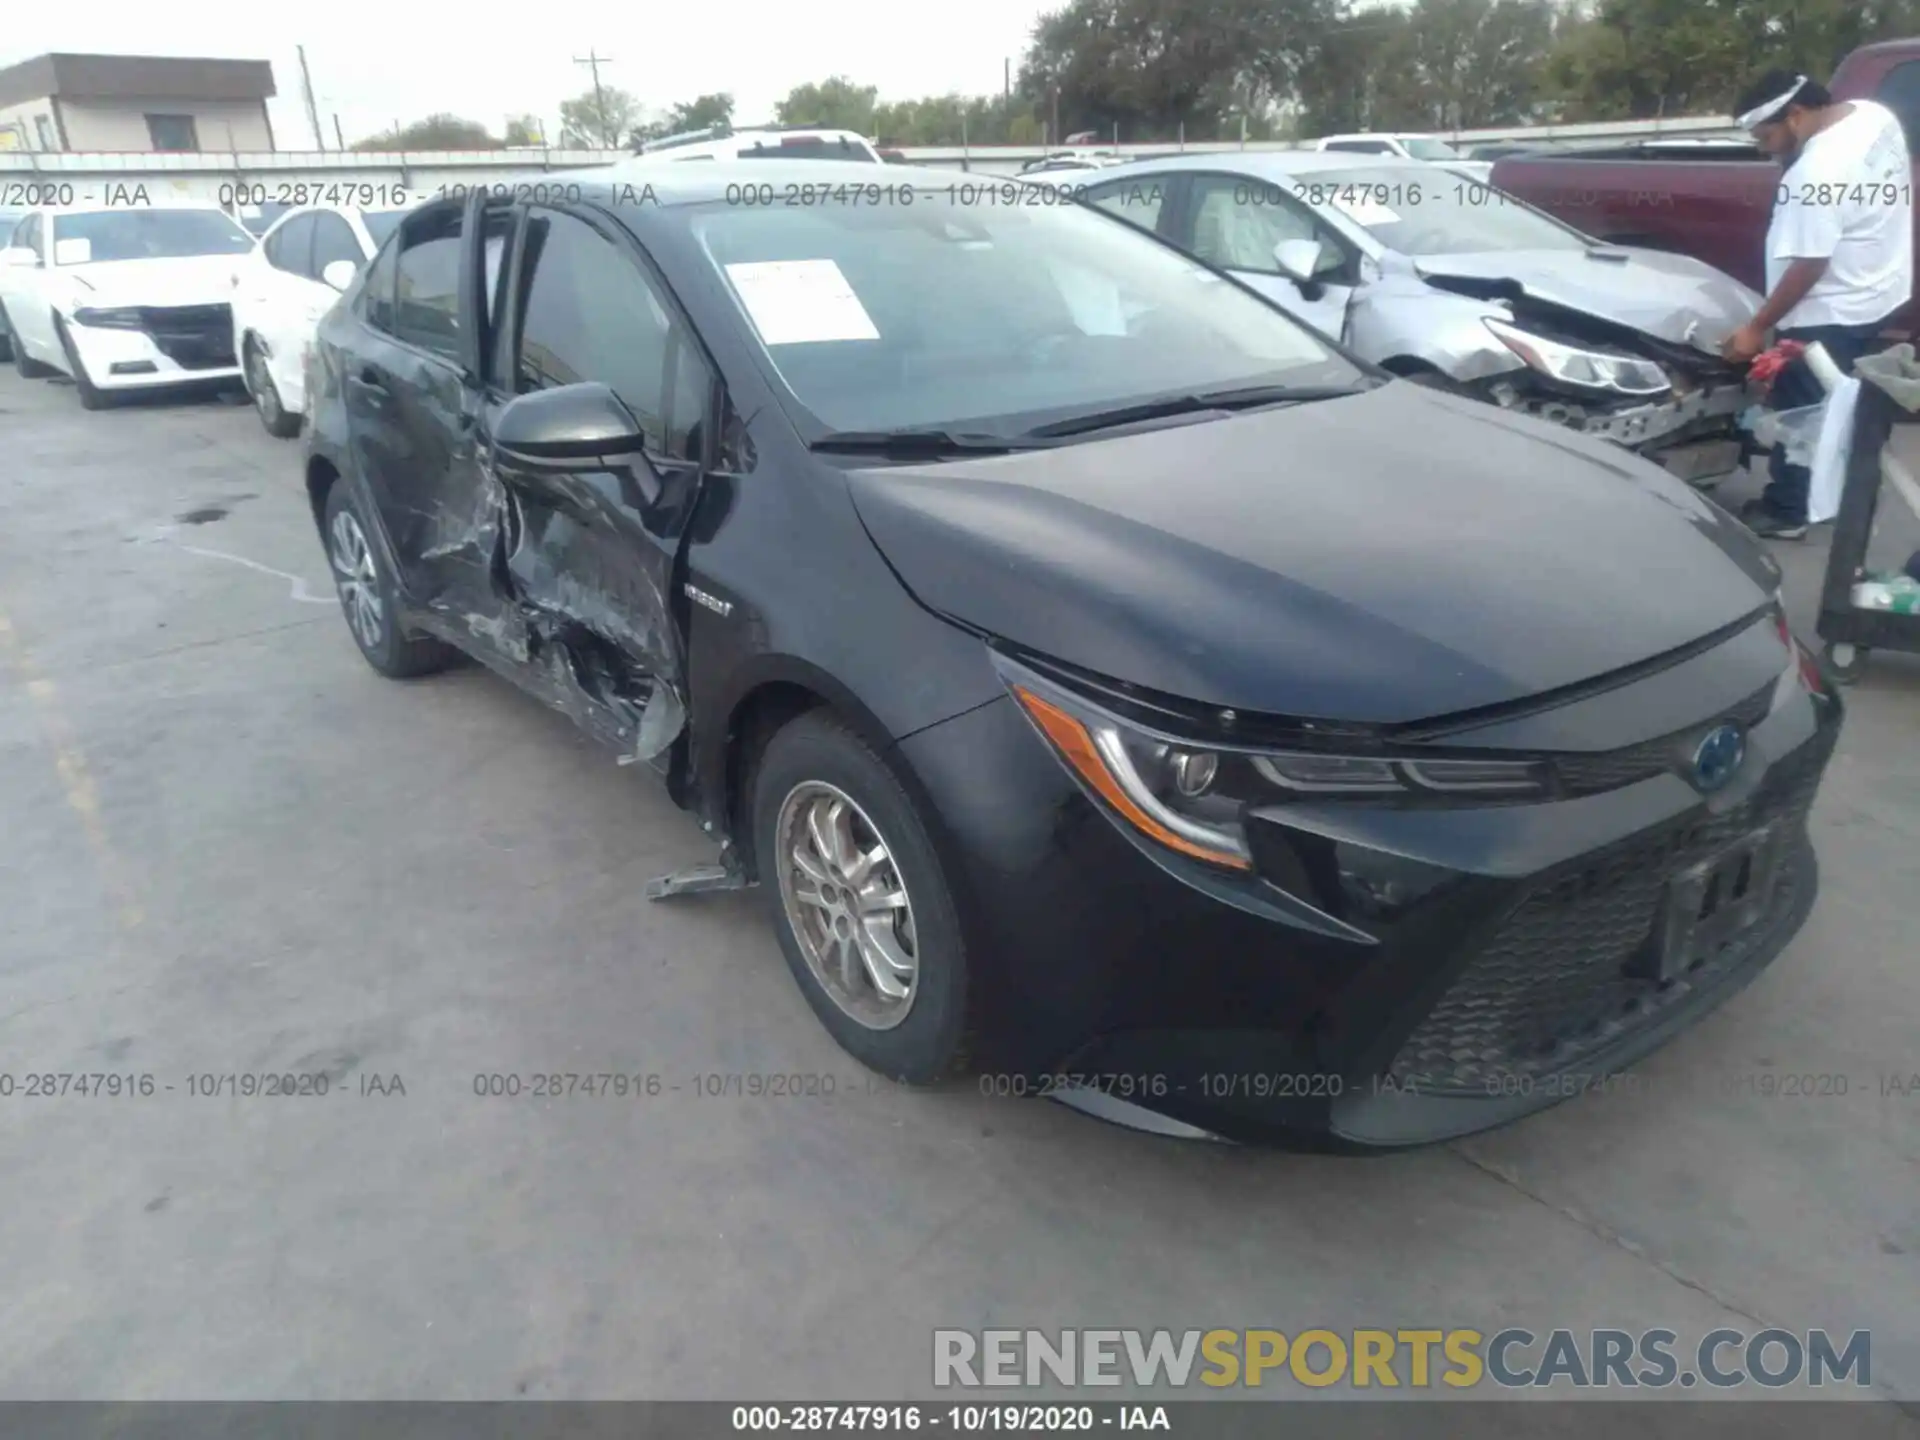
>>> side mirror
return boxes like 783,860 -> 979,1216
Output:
1271,239 -> 1322,284
0,247 -> 37,268
321,259 -> 358,292
496,382 -> 650,464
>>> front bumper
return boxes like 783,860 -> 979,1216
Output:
1493,375 -> 1748,482
899,627 -> 1840,1150
66,304 -> 240,388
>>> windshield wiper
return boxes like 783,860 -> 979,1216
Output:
1025,383 -> 1371,440
809,428 -> 1052,457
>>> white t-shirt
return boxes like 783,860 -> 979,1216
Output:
1767,99 -> 1913,328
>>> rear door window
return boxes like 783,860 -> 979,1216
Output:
1081,176 -> 1171,233
392,206 -> 464,361
360,234 -> 399,333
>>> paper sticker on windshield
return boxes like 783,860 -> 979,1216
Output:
53,237 -> 92,266
723,260 -> 879,345
1329,196 -> 1400,227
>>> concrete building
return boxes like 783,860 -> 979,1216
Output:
0,53 -> 276,153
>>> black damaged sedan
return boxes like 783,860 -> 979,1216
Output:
302,163 -> 1840,1148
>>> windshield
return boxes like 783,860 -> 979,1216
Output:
52,208 -> 255,263
689,188 -> 1362,436
1305,166 -> 1590,255
363,210 -> 407,246
1402,138 -> 1463,161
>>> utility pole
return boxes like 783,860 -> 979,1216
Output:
297,44 -> 324,150
333,114 -> 345,149
575,50 -> 614,147
1004,58 -> 1011,104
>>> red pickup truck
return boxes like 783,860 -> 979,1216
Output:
1491,39 -> 1920,326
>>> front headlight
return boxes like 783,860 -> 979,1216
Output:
1483,317 -> 1670,396
1008,679 -> 1548,873
71,306 -> 146,329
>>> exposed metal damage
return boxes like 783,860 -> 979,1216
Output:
419,462 -> 690,768
1413,276 -> 1749,482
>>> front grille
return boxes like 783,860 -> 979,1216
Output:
1555,680 -> 1777,796
140,303 -> 235,370
1387,732 -> 1830,1095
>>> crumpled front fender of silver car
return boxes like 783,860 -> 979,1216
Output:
1346,280 -> 1528,385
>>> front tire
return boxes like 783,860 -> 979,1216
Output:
751,711 -> 973,1083
53,314 -> 108,410
244,337 -> 301,439
321,482 -> 458,679
9,306 -> 54,378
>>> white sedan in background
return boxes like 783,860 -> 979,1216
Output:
0,204 -> 256,409
230,205 -> 407,437
0,206 -> 23,361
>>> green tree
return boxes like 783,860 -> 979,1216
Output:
560,85 -> 640,147
775,77 -> 880,132
1541,0 -> 1920,121
1021,0 -> 1335,143
633,93 -> 737,145
1405,0 -> 1559,128
352,113 -> 501,151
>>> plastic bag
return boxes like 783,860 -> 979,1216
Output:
1807,377 -> 1859,526
1743,402 -> 1826,466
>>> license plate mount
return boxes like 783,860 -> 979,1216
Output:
1634,821 -> 1788,983
1659,438 -> 1744,483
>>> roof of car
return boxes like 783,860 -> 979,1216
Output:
35,199 -> 235,217
1092,150 -> 1408,180
557,157 -> 995,210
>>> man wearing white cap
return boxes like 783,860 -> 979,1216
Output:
1721,69 -> 1913,539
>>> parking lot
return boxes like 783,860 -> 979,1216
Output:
0,363 -> 1916,1405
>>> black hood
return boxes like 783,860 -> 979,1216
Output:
844,384 -> 1777,726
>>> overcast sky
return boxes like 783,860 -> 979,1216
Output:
1,0 -> 1056,147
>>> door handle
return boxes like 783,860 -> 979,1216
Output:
357,366 -> 387,391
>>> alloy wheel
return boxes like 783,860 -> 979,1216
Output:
249,347 -> 282,426
774,781 -> 919,1030
327,508 -> 384,653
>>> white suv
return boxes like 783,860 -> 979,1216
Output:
0,203 -> 256,409
1309,133 -> 1492,182
634,125 -> 883,163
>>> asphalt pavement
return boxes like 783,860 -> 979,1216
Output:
0,368 -> 1915,1406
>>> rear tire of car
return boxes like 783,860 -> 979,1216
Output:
52,314 -> 108,410
244,337 -> 301,439
320,482 -> 459,680
8,306 -> 54,378
751,711 -> 974,1084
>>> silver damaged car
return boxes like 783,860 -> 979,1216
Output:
1072,152 -> 1762,486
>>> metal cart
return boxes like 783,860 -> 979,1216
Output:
1804,343 -> 1920,682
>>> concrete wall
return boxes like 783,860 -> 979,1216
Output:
55,98 -> 272,152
